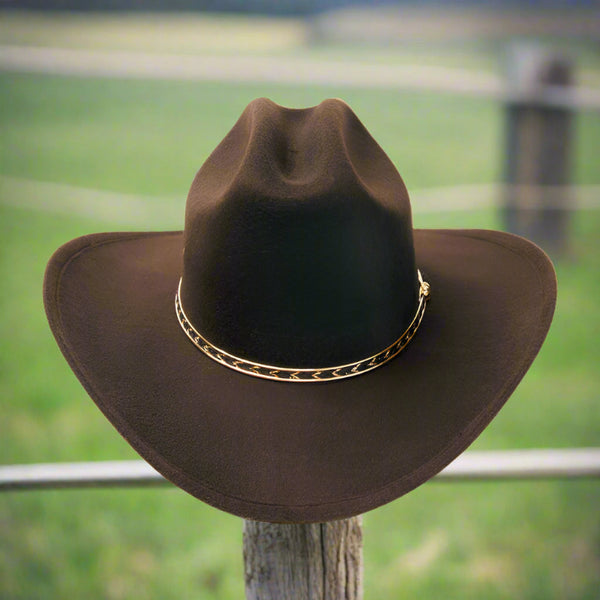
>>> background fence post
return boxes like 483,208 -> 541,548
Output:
503,45 -> 574,257
243,517 -> 363,600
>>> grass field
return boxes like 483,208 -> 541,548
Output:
1,12 -> 599,600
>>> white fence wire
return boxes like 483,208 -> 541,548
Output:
2,448 -> 599,492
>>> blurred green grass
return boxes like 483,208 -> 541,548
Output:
2,11 -> 600,86
0,11 -> 307,54
1,18 -> 599,600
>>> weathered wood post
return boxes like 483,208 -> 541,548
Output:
243,517 -> 363,600
503,45 -> 574,257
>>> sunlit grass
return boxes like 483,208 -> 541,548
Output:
2,10 -> 600,87
0,11 -> 307,54
0,74 -> 505,195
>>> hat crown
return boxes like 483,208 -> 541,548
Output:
181,98 -> 418,368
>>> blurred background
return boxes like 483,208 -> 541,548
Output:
0,0 -> 598,598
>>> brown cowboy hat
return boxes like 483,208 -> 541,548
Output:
44,98 -> 556,523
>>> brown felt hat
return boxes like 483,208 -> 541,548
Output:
44,98 -> 556,523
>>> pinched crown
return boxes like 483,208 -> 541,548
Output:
180,98 -> 418,369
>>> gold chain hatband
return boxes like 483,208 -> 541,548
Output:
175,272 -> 430,382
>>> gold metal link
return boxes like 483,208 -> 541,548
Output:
175,271 -> 430,382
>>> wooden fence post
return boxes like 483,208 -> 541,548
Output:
243,517 -> 363,600
503,44 -> 574,257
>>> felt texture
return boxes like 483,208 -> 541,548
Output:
43,99 -> 556,523
181,98 -> 417,367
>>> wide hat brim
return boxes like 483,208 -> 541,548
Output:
44,228 -> 556,523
